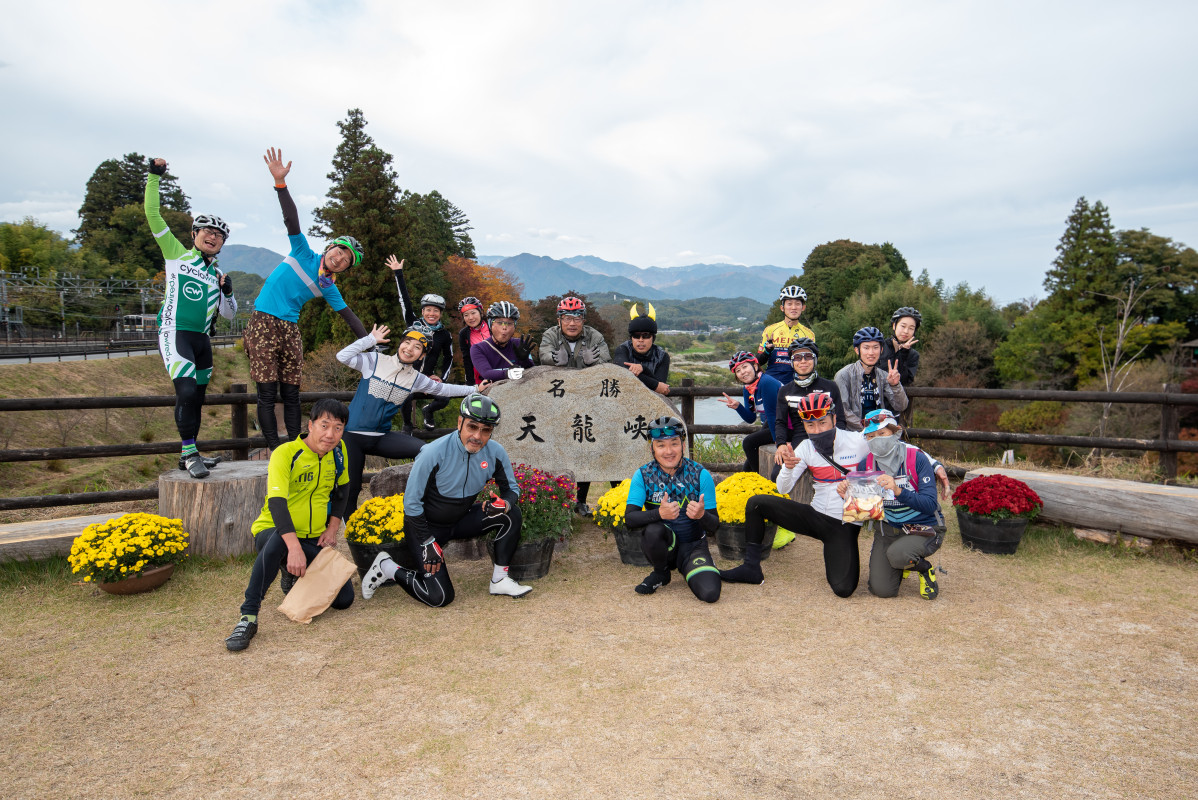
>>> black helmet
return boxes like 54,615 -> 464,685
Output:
853,326 -> 885,347
891,306 -> 922,328
788,337 -> 819,358
628,302 -> 657,336
486,301 -> 520,322
458,296 -> 483,312
459,393 -> 501,425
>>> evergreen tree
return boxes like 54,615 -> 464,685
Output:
1042,197 -> 1118,315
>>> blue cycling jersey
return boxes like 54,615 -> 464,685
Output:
255,233 -> 348,322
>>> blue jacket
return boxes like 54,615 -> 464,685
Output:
733,373 -> 781,443
255,233 -> 349,322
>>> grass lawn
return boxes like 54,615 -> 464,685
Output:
1,515 -> 1194,799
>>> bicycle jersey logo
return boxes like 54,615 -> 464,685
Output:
479,460 -> 489,469
297,471 -> 314,483
182,283 -> 204,301
693,557 -> 707,566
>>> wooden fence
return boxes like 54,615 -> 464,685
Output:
0,379 -> 1195,511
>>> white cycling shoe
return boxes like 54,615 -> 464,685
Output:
489,576 -> 532,598
361,551 -> 393,600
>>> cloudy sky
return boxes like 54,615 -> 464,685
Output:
2,1 -> 1196,304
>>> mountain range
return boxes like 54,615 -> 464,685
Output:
214,245 -> 797,305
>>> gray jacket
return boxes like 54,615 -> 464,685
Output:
833,360 -> 909,431
539,325 -> 611,369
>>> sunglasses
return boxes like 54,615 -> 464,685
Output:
791,352 -> 815,362
631,332 -> 654,340
797,406 -> 832,421
649,427 -> 681,439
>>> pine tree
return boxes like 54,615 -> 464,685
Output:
1042,197 -> 1118,314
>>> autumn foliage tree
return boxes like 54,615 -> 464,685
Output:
441,255 -> 527,328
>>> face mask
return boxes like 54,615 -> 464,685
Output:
808,428 -> 836,458
867,434 -> 901,459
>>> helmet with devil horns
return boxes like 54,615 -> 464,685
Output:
628,302 -> 657,336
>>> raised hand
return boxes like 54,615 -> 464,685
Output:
264,147 -> 292,184
685,494 -> 706,520
385,255 -> 405,272
719,392 -> 739,409
886,359 -> 902,386
370,324 -> 391,345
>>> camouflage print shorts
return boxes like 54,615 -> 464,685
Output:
243,310 -> 303,385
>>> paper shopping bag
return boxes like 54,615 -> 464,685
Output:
278,547 -> 358,624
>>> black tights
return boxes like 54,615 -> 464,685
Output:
401,393 -> 448,428
638,523 -> 721,603
256,381 -> 301,449
397,504 -> 523,609
239,528 -> 354,617
343,431 -> 424,522
745,495 -> 861,598
172,377 -> 208,442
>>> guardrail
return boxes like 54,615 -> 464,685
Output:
0,378 -> 1194,511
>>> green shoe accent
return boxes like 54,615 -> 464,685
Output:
918,566 -> 939,600
772,527 -> 796,549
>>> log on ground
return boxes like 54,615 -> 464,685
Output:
964,467 -> 1198,543
159,461 -> 268,557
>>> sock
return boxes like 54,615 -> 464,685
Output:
492,565 -> 509,583
181,439 -> 198,458
379,557 -> 399,581
635,569 -> 671,595
240,614 -> 256,623
720,542 -> 764,584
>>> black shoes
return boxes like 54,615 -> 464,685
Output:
225,617 -> 258,652
635,569 -> 671,595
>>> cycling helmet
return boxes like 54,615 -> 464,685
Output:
460,393 -> 501,425
728,351 -> 758,372
788,337 -> 819,358
557,296 -> 586,317
795,391 -> 835,420
400,328 -> 431,350
891,306 -> 922,328
325,235 -> 363,267
647,416 -> 685,440
420,293 -> 447,310
852,326 -> 885,347
191,215 -> 230,240
458,296 -> 483,313
778,285 -> 807,303
486,301 -> 520,322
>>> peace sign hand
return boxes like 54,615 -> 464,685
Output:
719,392 -> 739,409
886,359 -> 902,386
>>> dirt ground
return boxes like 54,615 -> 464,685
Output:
1,521 -> 1196,800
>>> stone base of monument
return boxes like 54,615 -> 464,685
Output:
159,461 -> 269,558
369,464 -> 413,500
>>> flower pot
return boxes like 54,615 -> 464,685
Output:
956,510 -> 1029,555
346,540 -> 417,579
609,525 -> 650,566
486,537 -> 555,581
716,523 -> 776,562
99,563 -> 175,595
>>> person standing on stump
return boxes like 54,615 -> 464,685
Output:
880,307 -> 922,430
144,157 -> 238,479
244,147 -> 368,450
625,416 -> 721,603
225,399 -> 354,652
359,394 -> 533,606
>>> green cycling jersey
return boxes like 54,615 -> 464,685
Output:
144,174 -> 237,334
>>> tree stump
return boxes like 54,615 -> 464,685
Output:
159,461 -> 269,557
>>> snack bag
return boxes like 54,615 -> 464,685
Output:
842,470 -> 886,523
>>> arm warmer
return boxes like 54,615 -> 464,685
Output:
276,186 -> 301,236
268,497 -> 296,535
328,482 -> 348,522
624,504 -> 661,529
338,307 -> 368,339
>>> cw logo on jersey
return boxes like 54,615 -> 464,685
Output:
182,282 -> 204,302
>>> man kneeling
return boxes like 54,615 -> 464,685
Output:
626,416 -> 721,603
360,393 -> 532,606
225,399 -> 354,652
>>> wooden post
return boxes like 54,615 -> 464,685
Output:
231,382 -> 249,461
159,461 -> 268,557
681,378 -> 695,456
1160,382 -> 1180,484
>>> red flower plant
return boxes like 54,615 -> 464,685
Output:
951,474 -> 1043,521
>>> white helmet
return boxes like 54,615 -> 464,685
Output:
779,285 -> 807,302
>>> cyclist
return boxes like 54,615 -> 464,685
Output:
470,301 -> 536,381
720,392 -> 867,597
539,295 -> 611,368
613,303 -> 670,396
758,284 -> 816,384
720,351 -> 782,476
834,326 -> 908,431
359,394 -> 533,606
383,255 -> 456,433
846,409 -> 943,600
225,399 -> 354,652
625,416 -> 721,603
457,295 -> 489,384
337,324 -> 490,525
773,338 -> 844,463
880,307 -> 922,428
245,147 -> 368,450
144,157 -> 238,479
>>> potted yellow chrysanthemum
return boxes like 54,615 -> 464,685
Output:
714,473 -> 786,560
593,479 -> 649,566
344,494 -> 415,578
69,512 -> 189,595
